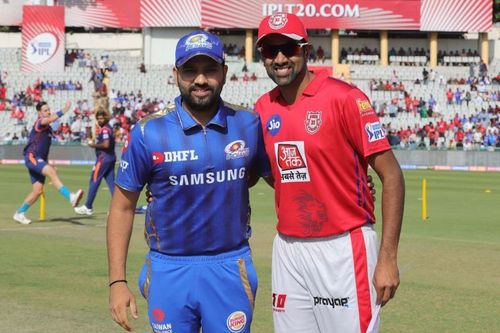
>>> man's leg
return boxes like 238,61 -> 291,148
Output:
272,234 -> 320,333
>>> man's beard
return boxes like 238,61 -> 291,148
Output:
180,84 -> 221,112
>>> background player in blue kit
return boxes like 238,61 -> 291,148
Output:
13,100 -> 84,225
75,108 -> 116,215
106,31 -> 270,332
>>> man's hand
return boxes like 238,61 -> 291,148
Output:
373,255 -> 400,307
63,100 -> 71,113
109,283 -> 138,332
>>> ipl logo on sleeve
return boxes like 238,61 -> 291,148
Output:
365,122 -> 386,142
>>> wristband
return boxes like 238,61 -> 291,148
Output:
109,279 -> 127,287
56,110 -> 64,118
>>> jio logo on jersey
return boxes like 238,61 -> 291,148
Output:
266,114 -> 281,136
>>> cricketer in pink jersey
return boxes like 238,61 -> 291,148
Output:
255,13 -> 405,333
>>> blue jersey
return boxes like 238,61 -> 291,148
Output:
95,123 -> 116,160
23,118 -> 53,160
116,96 -> 270,255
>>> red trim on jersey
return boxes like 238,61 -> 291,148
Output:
351,227 -> 371,333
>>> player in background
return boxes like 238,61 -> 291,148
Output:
255,13 -> 405,333
13,100 -> 84,225
75,108 -> 116,215
106,31 -> 270,332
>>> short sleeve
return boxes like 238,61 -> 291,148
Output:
116,125 -> 151,192
342,88 -> 391,158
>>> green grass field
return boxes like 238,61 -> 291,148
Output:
1,165 -> 499,333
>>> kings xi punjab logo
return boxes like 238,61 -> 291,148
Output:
269,13 -> 288,29
275,141 -> 310,183
305,111 -> 322,135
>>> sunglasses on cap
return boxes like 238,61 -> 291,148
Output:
258,42 -> 309,59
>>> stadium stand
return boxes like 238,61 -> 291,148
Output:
1,45 -> 498,150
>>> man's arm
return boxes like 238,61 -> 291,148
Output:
368,150 -> 405,307
89,138 -> 110,149
107,185 -> 140,332
40,100 -> 71,126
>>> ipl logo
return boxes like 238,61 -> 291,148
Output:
26,32 -> 59,65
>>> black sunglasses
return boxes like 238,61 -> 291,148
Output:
258,42 -> 309,59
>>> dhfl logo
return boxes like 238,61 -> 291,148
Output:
272,293 -> 287,312
226,311 -> 246,332
152,308 -> 165,322
277,144 -> 306,170
152,152 -> 165,164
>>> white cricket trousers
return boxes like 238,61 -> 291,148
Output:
272,224 -> 380,333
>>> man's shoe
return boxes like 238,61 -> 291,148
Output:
70,189 -> 84,207
74,205 -> 93,216
13,212 -> 32,225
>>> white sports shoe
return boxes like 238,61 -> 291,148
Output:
74,205 -> 93,216
13,212 -> 32,225
70,189 -> 84,207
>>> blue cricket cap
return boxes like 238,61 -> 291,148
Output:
175,31 -> 224,67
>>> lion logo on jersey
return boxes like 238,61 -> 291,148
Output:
294,190 -> 327,235
305,111 -> 322,135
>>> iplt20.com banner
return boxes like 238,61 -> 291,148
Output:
22,5 -> 65,73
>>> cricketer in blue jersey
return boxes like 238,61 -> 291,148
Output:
75,108 -> 116,215
13,100 -> 84,225
107,31 -> 271,333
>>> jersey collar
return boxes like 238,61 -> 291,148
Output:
174,96 -> 227,130
270,70 -> 329,102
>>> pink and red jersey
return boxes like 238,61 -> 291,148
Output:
255,71 -> 391,238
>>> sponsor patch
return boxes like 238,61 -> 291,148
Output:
226,311 -> 246,332
356,98 -> 372,113
152,150 -> 199,164
272,293 -> 287,312
266,114 -> 281,136
304,111 -> 322,135
120,160 -> 128,171
274,141 -> 310,183
152,308 -> 165,322
225,140 -> 249,160
365,122 -> 386,142
152,152 -> 164,164
313,296 -> 350,309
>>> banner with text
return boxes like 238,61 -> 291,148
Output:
22,5 -> 65,73
201,0 -> 420,30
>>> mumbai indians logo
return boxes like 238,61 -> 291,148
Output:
268,13 -> 288,29
185,34 -> 214,51
226,311 -> 247,332
225,140 -> 249,160
304,111 -> 322,135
